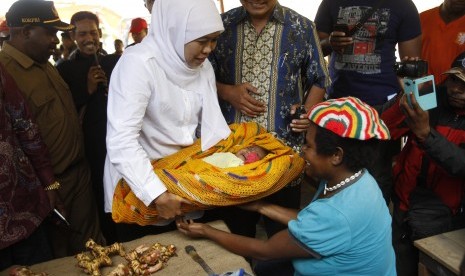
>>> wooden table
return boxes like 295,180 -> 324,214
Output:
414,228 -> 465,276
1,220 -> 254,276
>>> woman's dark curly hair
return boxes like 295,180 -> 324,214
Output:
313,125 -> 381,172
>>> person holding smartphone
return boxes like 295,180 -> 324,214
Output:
314,0 -> 423,205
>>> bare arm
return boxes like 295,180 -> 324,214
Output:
289,85 -> 326,133
240,201 -> 299,225
398,35 -> 422,60
177,220 -> 311,260
304,85 -> 326,110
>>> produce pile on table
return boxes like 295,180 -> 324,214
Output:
8,266 -> 47,276
76,239 -> 177,276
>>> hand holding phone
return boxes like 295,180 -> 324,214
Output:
329,23 -> 353,53
403,75 -> 437,111
333,24 -> 350,36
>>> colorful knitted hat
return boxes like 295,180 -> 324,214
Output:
308,97 -> 390,140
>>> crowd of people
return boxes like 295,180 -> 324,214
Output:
0,0 -> 464,275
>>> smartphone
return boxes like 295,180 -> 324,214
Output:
403,75 -> 437,111
333,23 -> 350,36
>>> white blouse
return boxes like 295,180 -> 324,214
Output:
103,44 -> 229,212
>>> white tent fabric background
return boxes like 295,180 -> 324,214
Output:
0,0 -> 442,24
0,0 -> 442,53
220,0 -> 442,24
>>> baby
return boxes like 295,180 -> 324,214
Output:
202,145 -> 269,168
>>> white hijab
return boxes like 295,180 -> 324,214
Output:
146,0 -> 230,150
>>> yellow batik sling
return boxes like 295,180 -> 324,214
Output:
112,122 -> 305,226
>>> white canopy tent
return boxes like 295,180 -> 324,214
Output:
0,0 -> 441,52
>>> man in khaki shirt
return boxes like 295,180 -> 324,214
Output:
0,0 -> 104,257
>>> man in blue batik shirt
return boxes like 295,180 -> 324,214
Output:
207,0 -> 330,243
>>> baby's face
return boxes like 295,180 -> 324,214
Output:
236,146 -> 268,164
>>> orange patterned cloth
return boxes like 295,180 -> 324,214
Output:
112,122 -> 305,226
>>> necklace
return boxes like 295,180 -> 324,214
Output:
324,170 -> 363,195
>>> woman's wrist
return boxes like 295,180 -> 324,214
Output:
257,202 -> 271,216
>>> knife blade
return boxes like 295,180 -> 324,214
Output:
53,208 -> 70,226
52,208 -> 82,234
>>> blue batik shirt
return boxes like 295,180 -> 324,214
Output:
210,3 -> 330,152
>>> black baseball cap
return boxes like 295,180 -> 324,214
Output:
443,51 -> 465,83
6,0 -> 74,31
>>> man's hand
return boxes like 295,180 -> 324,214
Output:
176,218 -> 210,238
46,190 -> 67,219
152,191 -> 191,220
87,65 -> 107,95
400,93 -> 431,143
328,31 -> 353,54
289,104 -> 310,133
218,82 -> 266,117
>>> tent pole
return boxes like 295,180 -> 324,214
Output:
218,0 -> 225,13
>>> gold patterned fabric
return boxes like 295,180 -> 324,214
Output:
112,122 -> 305,226
240,21 -> 277,129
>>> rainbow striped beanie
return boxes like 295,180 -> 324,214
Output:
307,97 -> 390,140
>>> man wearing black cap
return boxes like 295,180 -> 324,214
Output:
0,0 -> 105,258
381,52 -> 465,276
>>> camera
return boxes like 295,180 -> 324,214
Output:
395,59 -> 437,110
403,75 -> 437,111
394,60 -> 428,78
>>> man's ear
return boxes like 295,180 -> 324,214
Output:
21,25 -> 33,38
98,28 -> 102,38
69,31 -> 76,41
331,147 -> 344,166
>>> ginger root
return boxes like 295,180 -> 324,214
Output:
106,264 -> 131,276
76,239 -> 176,276
8,266 -> 47,276
124,243 -> 176,275
76,239 -> 125,276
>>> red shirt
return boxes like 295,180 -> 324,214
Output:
421,6 -> 465,84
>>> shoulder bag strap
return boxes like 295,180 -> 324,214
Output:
348,0 -> 387,37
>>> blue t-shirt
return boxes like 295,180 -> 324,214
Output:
288,171 -> 396,276
314,0 -> 421,105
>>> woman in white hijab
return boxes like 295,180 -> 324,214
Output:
103,0 -> 230,240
